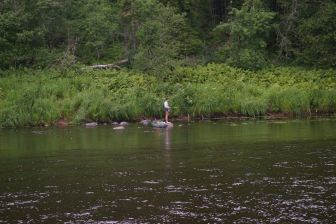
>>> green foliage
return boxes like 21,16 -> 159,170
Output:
1,1 -> 335,129
170,83 -> 196,115
0,0 -> 335,69
0,87 -> 3,100
132,1 -> 187,77
0,0 -> 123,69
136,91 -> 162,117
213,0 -> 276,69
75,0 -> 121,63
310,89 -> 336,113
240,98 -> 267,116
295,1 -> 336,68
0,83 -> 61,127
267,86 -> 310,114
0,64 -> 336,127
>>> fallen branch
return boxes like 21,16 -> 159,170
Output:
89,59 -> 128,69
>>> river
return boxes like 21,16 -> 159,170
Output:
0,119 -> 335,223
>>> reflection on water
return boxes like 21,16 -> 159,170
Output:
164,128 -> 171,150
164,128 -> 172,172
0,119 -> 336,223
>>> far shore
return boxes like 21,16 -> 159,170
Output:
1,113 -> 335,129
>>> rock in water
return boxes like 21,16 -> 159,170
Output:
151,121 -> 168,128
120,121 -> 129,126
32,131 -> 44,135
140,119 -> 151,126
166,122 -> 174,128
113,126 -> 125,130
57,119 -> 68,128
85,122 -> 98,127
111,122 -> 119,125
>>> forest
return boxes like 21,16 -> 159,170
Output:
0,0 -> 335,127
1,0 -> 336,70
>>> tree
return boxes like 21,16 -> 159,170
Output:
275,0 -> 299,60
76,0 -> 122,64
130,0 -> 187,78
213,0 -> 276,69
295,1 -> 336,68
0,0 -> 45,68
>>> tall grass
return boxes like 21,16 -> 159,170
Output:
266,85 -> 311,115
0,64 -> 335,127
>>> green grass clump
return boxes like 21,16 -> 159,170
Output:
239,98 -> 267,116
266,86 -> 310,114
310,89 -> 336,113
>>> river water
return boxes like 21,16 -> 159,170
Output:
0,119 -> 335,223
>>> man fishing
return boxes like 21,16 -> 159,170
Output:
163,99 -> 170,123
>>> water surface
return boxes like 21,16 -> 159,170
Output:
0,119 -> 336,223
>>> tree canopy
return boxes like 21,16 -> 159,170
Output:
0,0 -> 335,71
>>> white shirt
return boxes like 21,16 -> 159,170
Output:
164,101 -> 170,109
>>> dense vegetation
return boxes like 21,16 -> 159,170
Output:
0,0 -> 335,127
1,0 -> 335,71
1,65 -> 335,127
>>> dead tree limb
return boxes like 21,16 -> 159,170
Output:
89,59 -> 128,69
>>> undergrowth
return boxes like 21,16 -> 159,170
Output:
0,64 -> 335,127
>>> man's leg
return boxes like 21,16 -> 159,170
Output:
165,111 -> 168,123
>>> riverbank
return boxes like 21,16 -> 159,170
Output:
0,64 -> 335,128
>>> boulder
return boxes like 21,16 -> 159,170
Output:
166,122 -> 174,128
140,119 -> 151,126
56,119 -> 68,128
120,121 -> 129,126
151,121 -> 168,128
113,126 -> 125,130
85,122 -> 98,127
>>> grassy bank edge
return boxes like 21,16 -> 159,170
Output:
1,64 -> 336,128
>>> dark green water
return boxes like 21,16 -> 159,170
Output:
0,119 -> 336,223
